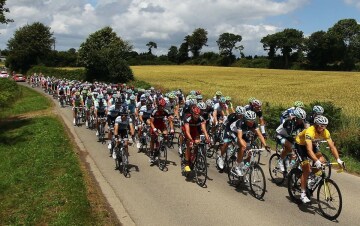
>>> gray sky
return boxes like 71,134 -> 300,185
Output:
1,0 -> 359,56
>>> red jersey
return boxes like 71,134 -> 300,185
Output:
185,115 -> 206,138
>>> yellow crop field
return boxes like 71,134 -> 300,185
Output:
132,65 -> 360,117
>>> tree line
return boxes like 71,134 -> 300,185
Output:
1,0 -> 359,82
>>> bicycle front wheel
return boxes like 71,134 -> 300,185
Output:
195,149 -> 207,187
249,164 -> 266,199
317,178 -> 342,220
269,153 -> 285,185
287,168 -> 303,204
121,150 -> 130,178
158,145 -> 168,171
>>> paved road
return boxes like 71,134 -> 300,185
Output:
27,84 -> 360,226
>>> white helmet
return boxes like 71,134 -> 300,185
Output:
205,99 -> 213,107
313,105 -> 324,114
197,102 -> 206,110
314,115 -> 328,125
293,107 -> 306,120
244,110 -> 256,121
235,106 -> 246,115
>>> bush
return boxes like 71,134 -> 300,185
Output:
333,117 -> 360,161
262,102 -> 284,137
304,101 -> 342,131
0,79 -> 21,109
127,79 -> 152,90
27,66 -> 86,81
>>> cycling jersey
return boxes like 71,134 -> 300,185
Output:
127,100 -> 136,114
184,115 -> 206,139
151,108 -> 170,131
276,119 -> 305,138
280,107 -> 296,123
73,96 -> 83,107
139,106 -> 153,121
295,125 -> 331,145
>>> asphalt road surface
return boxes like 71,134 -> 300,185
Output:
26,83 -> 360,226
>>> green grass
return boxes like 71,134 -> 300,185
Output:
0,84 -> 111,225
0,85 -> 52,118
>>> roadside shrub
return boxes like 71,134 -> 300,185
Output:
262,102 -> 284,137
333,117 -> 360,161
27,66 -> 86,81
127,79 -> 152,89
0,79 -> 21,108
304,101 -> 342,131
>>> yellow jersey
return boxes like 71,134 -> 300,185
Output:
295,125 -> 331,145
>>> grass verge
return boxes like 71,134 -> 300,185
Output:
0,84 -> 116,225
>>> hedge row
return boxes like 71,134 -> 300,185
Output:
0,78 -> 21,109
27,66 -> 86,81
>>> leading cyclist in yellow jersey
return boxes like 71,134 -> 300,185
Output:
295,115 -> 345,203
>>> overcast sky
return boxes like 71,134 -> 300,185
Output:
0,0 -> 359,56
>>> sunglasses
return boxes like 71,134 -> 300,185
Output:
318,124 -> 327,128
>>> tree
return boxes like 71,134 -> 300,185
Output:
0,0 -> 13,24
167,46 -> 178,63
261,29 -> 304,68
217,32 -> 242,57
188,28 -> 208,58
178,37 -> 190,63
328,18 -> 360,69
146,41 -> 157,55
78,26 -> 133,82
6,22 -> 53,72
305,31 -> 345,69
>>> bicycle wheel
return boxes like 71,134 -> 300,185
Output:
167,133 -> 174,148
287,168 -> 303,204
158,145 -> 168,171
195,148 -> 207,187
114,147 -> 121,170
227,158 -> 240,185
206,144 -> 218,158
317,178 -> 342,220
269,153 -> 285,185
121,150 -> 130,177
249,164 -> 266,199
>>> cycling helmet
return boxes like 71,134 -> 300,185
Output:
189,99 -> 197,105
314,115 -> 328,125
196,90 -> 201,95
158,98 -> 166,107
206,99 -> 213,107
191,106 -> 201,115
81,89 -> 87,94
87,92 -> 92,97
293,107 -> 306,120
75,92 -> 80,96
215,91 -> 222,96
168,93 -> 176,99
235,106 -> 246,115
248,97 -> 256,103
196,95 -> 203,100
313,105 -> 324,114
252,99 -> 262,107
145,92 -> 150,97
225,96 -> 231,101
294,101 -> 304,108
112,93 -> 119,99
130,95 -> 136,101
190,90 -> 196,95
127,89 -> 132,94
244,110 -> 257,121
150,87 -> 155,91
197,102 -> 206,110
97,94 -> 104,99
219,97 -> 226,104
120,108 -> 128,116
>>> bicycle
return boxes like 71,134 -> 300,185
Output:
269,142 -> 332,185
228,147 -> 267,200
113,138 -> 130,178
138,124 -> 150,153
97,116 -> 107,143
59,94 -> 65,107
74,107 -> 83,126
181,135 -> 208,187
153,132 -> 168,171
206,122 -> 224,158
287,162 -> 344,220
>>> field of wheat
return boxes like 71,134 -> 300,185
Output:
132,65 -> 360,117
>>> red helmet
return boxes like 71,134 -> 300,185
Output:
158,98 -> 166,107
191,106 -> 201,115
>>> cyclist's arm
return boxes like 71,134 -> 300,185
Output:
184,123 -> 193,141
129,121 -> 135,136
200,122 -> 209,140
114,123 -> 118,136
305,140 -> 318,162
150,117 -> 156,130
212,111 -> 218,125
254,128 -> 267,147
327,138 -> 340,160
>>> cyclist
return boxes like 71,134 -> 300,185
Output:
280,101 -> 305,124
84,92 -> 94,128
213,91 -> 223,104
113,109 -> 135,161
212,97 -> 227,126
225,96 -> 235,114
305,105 -> 324,128
245,99 -> 267,138
294,115 -> 344,203
72,91 -> 84,126
276,107 -> 307,171
94,94 -> 108,137
107,99 -> 123,148
149,99 -> 174,163
183,106 -> 210,172
217,106 -> 246,170
231,111 -> 270,177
